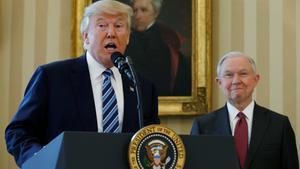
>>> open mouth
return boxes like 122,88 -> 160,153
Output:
104,43 -> 117,50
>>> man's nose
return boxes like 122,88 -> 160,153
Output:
232,74 -> 241,83
106,25 -> 116,38
134,10 -> 142,20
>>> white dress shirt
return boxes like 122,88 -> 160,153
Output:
227,100 -> 254,144
86,52 -> 124,132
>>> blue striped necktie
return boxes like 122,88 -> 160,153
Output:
102,69 -> 120,133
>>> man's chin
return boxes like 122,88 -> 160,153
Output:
230,90 -> 244,96
135,26 -> 147,32
230,94 -> 244,102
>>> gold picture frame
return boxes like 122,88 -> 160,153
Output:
72,0 -> 212,116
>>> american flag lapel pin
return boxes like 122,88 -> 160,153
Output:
129,86 -> 134,92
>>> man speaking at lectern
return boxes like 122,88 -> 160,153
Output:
5,0 -> 160,167
191,51 -> 298,169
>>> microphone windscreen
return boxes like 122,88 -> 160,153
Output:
111,52 -> 124,64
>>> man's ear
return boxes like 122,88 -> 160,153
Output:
216,77 -> 222,86
254,74 -> 260,85
82,32 -> 89,44
126,31 -> 130,45
126,36 -> 130,45
154,12 -> 159,19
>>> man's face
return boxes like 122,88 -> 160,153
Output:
132,0 -> 158,31
216,56 -> 260,106
82,13 -> 130,68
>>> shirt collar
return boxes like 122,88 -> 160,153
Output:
227,100 -> 255,121
146,20 -> 156,30
86,51 -> 119,80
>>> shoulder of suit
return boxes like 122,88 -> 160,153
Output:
255,103 -> 289,120
195,107 -> 224,122
39,55 -> 85,71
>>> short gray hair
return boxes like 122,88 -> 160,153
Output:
80,0 -> 133,35
131,0 -> 163,14
217,51 -> 257,78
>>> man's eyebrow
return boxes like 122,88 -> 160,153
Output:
222,70 -> 232,74
95,17 -> 126,23
116,16 -> 127,22
95,17 -> 105,22
239,68 -> 249,72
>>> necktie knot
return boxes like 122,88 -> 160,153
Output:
237,112 -> 246,119
103,69 -> 113,78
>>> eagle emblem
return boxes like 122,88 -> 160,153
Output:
145,140 -> 171,169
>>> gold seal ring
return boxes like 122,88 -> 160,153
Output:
128,125 -> 185,169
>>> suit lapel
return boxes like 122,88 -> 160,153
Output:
215,106 -> 232,135
121,75 -> 138,132
245,104 -> 270,169
70,55 -> 97,131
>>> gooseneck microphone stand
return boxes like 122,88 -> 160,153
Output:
125,56 -> 144,129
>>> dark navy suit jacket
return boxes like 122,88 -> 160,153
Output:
191,103 -> 298,169
5,55 -> 160,167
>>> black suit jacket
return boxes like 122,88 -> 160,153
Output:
191,103 -> 299,169
5,55 -> 160,167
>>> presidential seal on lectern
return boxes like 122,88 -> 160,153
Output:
128,125 -> 185,169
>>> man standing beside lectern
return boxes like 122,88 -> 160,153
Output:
191,51 -> 298,169
5,0 -> 160,167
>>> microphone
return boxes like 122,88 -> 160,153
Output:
111,52 -> 134,81
111,51 -> 144,129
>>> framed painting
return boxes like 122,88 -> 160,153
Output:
72,0 -> 212,116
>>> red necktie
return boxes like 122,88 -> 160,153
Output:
234,112 -> 248,169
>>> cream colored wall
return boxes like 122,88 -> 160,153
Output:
0,0 -> 72,168
1,0 -> 300,169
